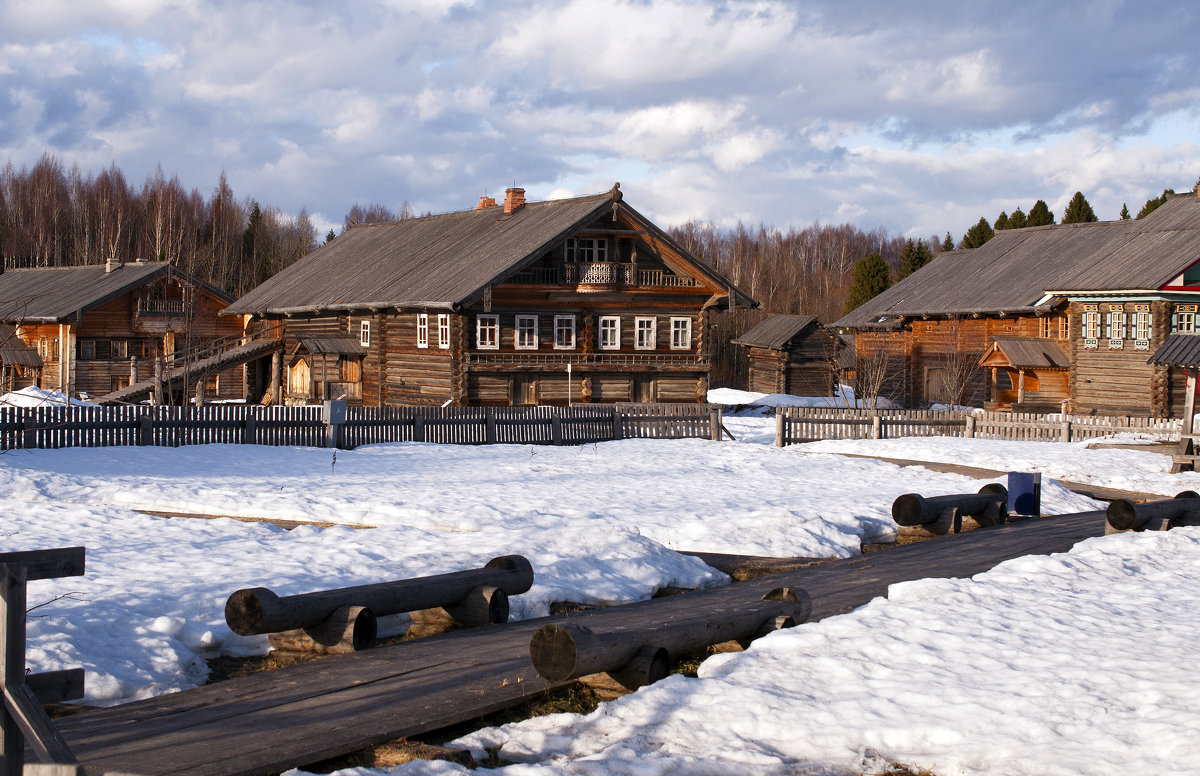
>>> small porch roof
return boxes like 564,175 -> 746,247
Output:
1148,333 -> 1200,369
296,334 -> 368,357
978,338 -> 1069,370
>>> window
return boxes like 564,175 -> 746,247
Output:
359,320 -> 371,347
670,317 -> 692,350
417,314 -> 429,348
564,237 -> 607,263
437,314 -> 450,349
1105,308 -> 1127,340
476,314 -> 499,350
554,315 -> 576,349
635,316 -> 657,350
1174,305 -> 1197,333
111,340 -> 127,359
1082,310 -> 1101,339
598,316 -> 620,350
80,340 -> 96,360
515,315 -> 539,350
1133,306 -> 1152,341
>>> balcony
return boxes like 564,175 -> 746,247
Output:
508,263 -> 698,288
466,352 -> 706,369
137,299 -> 186,315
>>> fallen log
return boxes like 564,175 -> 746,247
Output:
1105,492 -> 1200,533
225,555 -> 534,637
892,484 -> 1008,536
529,587 -> 810,690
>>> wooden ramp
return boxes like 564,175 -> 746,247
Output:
56,510 -> 1108,776
95,339 -> 281,405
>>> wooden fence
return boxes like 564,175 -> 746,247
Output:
0,402 -> 722,451
774,407 -> 1182,446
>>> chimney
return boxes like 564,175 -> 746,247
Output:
503,187 -> 526,214
475,195 -> 497,210
105,257 -> 120,273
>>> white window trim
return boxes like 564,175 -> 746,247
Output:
1134,311 -> 1152,341
515,314 -> 539,350
437,314 -> 451,349
635,316 -> 657,351
1082,311 -> 1100,339
476,314 -> 499,350
553,315 -> 576,350
416,313 -> 429,348
359,320 -> 371,347
669,317 -> 692,350
598,315 -> 620,350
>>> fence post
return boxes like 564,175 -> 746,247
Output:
551,414 -> 563,445
611,406 -> 623,441
485,408 -> 497,445
872,414 -> 882,440
243,409 -> 258,446
1060,418 -> 1071,443
709,406 -> 722,441
137,414 -> 154,446
413,413 -> 425,443
323,400 -> 347,449
965,415 -> 976,439
774,408 -> 785,447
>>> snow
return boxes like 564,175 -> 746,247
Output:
709,384 -> 899,411
0,386 -> 97,407
1,401 -> 1197,773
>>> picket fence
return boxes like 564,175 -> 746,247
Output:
0,402 -> 723,451
774,406 -> 1181,446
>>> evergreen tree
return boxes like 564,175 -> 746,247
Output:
844,252 -> 891,313
993,211 -> 1009,231
1008,206 -> 1027,229
961,217 -> 995,249
325,229 -> 336,244
1137,189 -> 1174,219
941,232 -> 954,251
1027,200 -> 1055,227
896,239 -> 933,280
1119,203 -> 1131,220
1061,191 -> 1098,224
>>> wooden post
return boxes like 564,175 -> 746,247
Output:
1173,368 -> 1198,472
551,414 -> 563,446
152,356 -> 164,406
871,414 -> 882,440
1060,419 -> 1071,443
1,560 -> 26,776
129,356 -> 138,386
709,406 -> 721,441
485,408 -> 497,445
774,408 -> 785,447
1017,370 -> 1026,404
194,375 -> 206,406
413,413 -> 425,443
243,410 -> 258,446
965,415 -> 976,439
137,414 -> 153,446
270,349 -> 282,404
611,405 -> 623,440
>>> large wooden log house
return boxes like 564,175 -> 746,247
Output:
225,185 -> 757,406
0,261 -> 245,401
835,189 -> 1200,415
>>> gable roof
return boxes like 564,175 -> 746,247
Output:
837,194 -> 1200,329
732,315 -> 818,349
979,338 -> 1070,370
225,187 -> 755,317
0,262 -> 231,324
1148,334 -> 1200,369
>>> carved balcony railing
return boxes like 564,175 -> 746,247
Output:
136,298 -> 186,315
466,352 -> 706,369
508,263 -> 699,288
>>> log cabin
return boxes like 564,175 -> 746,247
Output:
731,315 -> 837,396
0,260 -> 246,401
225,184 -> 757,406
835,189 -> 1200,416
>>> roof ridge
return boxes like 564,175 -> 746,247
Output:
343,190 -> 613,231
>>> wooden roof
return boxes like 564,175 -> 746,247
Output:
0,324 -> 42,367
0,262 -> 231,324
297,333 -> 368,356
731,315 -> 818,349
979,338 -> 1070,370
225,187 -> 755,317
1148,334 -> 1200,369
837,194 -> 1200,328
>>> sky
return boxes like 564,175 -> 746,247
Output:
2,0 -> 1199,241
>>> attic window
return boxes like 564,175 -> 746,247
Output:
565,238 -> 607,263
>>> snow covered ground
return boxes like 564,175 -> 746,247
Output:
3,395 -> 1198,774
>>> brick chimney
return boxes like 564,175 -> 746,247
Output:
503,187 -> 526,214
475,195 -> 497,210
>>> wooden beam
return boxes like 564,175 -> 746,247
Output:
0,549 -> 84,583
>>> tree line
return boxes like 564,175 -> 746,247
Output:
0,153 -> 318,297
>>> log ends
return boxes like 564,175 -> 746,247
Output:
485,554 -> 535,595
530,623 -> 592,683
762,586 -> 812,625
1106,499 -> 1140,532
225,587 -> 279,637
891,494 -> 928,527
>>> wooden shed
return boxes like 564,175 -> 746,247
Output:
978,338 -> 1069,411
0,324 -> 43,392
732,315 -> 836,396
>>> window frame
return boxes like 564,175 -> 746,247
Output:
1082,310 -> 1101,339
359,320 -> 371,347
437,313 -> 451,349
80,340 -> 96,360
476,314 -> 499,350
553,315 -> 576,350
416,313 -> 429,348
515,314 -> 539,350
598,315 -> 621,350
634,316 -> 657,351
669,317 -> 692,350
564,237 -> 607,263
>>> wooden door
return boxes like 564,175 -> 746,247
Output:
633,376 -> 656,403
513,374 -> 536,406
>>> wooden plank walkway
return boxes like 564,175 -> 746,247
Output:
56,510 -> 1108,776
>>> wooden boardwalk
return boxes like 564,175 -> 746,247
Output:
56,510 -> 1108,776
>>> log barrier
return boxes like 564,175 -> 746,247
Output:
225,555 -> 534,653
1105,491 -> 1200,534
529,587 -> 810,691
891,484 -> 1009,537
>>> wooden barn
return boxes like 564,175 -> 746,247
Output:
0,261 -> 246,402
225,185 -> 757,407
732,315 -> 836,396
835,189 -> 1200,416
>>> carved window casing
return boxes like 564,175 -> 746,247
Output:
598,316 -> 620,350
476,315 -> 499,350
515,315 -> 539,350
